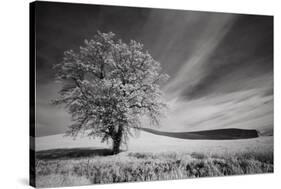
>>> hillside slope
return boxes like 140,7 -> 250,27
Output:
35,130 -> 272,156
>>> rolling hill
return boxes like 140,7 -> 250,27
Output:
35,128 -> 272,157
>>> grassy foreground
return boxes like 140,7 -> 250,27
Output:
35,151 -> 273,187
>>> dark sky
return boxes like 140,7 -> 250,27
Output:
34,1 -> 273,136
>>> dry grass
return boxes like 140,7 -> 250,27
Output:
35,150 -> 273,187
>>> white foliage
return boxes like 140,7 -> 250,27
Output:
53,31 -> 169,151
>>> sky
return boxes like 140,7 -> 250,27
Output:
34,2 -> 273,137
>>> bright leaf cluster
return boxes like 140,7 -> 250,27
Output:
53,31 -> 169,153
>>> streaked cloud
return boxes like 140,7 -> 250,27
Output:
163,14 -> 237,99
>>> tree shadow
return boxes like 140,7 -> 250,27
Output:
36,148 -> 116,160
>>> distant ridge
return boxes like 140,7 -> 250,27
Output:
140,128 -> 259,140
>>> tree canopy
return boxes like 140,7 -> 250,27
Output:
53,31 -> 169,154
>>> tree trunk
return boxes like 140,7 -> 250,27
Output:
112,126 -> 123,154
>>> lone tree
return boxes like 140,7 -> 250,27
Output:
53,31 -> 169,154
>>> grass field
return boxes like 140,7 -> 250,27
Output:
34,130 -> 273,187
35,150 -> 273,187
